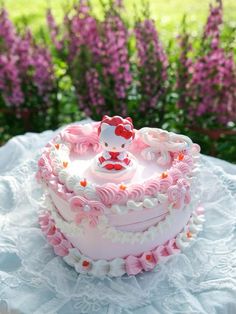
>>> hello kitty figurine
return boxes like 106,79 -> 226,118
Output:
97,115 -> 135,171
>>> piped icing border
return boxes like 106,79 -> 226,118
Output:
38,206 -> 205,277
42,196 -> 195,244
37,123 -> 201,214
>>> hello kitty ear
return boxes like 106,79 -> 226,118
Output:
102,115 -> 109,121
126,117 -> 133,123
101,123 -> 110,131
124,124 -> 131,131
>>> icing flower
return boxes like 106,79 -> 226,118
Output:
152,245 -> 169,262
139,127 -> 193,166
125,255 -> 142,275
140,252 -> 156,271
144,179 -> 160,196
37,154 -> 53,180
167,178 -> 191,209
128,184 -> 145,201
61,123 -> 101,154
39,211 -> 72,256
96,183 -> 117,206
177,178 -> 191,204
166,239 -> 180,255
70,196 -> 105,226
159,175 -> 173,192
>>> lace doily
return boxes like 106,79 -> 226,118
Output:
0,122 -> 235,314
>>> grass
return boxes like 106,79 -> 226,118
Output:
3,0 -> 236,42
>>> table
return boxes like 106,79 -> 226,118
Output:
0,125 -> 236,314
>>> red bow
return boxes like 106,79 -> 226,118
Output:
115,124 -> 133,139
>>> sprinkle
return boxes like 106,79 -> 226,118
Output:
63,161 -> 68,168
55,144 -> 60,150
119,184 -> 126,191
146,254 -> 153,261
178,153 -> 184,161
82,260 -> 90,267
80,179 -> 87,187
187,231 -> 192,238
161,172 -> 168,179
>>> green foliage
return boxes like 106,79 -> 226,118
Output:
1,0 -> 236,163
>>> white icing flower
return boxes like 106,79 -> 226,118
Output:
90,260 -> 109,277
65,174 -> 80,191
109,258 -> 126,277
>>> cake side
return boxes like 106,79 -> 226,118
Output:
37,117 -> 203,276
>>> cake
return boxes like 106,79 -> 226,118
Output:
37,116 -> 204,277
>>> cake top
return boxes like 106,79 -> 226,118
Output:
37,116 -> 200,215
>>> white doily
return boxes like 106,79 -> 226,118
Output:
0,122 -> 235,314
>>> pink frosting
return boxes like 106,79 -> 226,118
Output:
96,183 -> 118,206
177,178 -> 191,204
168,168 -> 183,183
61,123 -> 101,154
39,207 -> 203,276
114,189 -> 129,205
159,176 -> 173,192
192,143 -> 201,155
129,131 -> 149,154
37,153 -> 52,180
144,179 -> 160,196
139,252 -> 156,271
125,255 -> 143,275
175,162 -> 190,175
167,184 -> 185,209
166,239 -> 180,255
70,196 -> 105,226
38,211 -> 73,256
37,122 -> 199,217
182,155 -> 194,167
152,245 -> 169,263
128,184 -> 145,201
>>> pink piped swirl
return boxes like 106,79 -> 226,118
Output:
114,189 -> 129,205
191,143 -> 201,155
128,184 -> 145,201
129,131 -> 148,154
166,239 -> 180,255
96,183 -> 118,207
175,161 -> 191,175
177,178 -> 191,204
144,179 -> 160,196
182,155 -> 194,167
167,183 -> 185,209
61,123 -> 101,154
70,196 -> 105,226
37,153 -> 52,180
159,175 -> 173,192
139,252 -> 156,271
38,211 -> 72,257
125,255 -> 143,275
152,245 -> 169,262
168,168 -> 183,183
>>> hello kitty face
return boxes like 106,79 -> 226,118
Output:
99,123 -> 133,152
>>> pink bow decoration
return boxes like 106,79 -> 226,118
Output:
115,124 -> 133,139
70,196 -> 105,226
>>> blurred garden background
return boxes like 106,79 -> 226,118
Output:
0,0 -> 236,162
